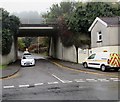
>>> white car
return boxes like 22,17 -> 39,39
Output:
21,54 -> 35,67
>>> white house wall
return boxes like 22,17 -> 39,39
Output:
91,19 -> 119,54
107,27 -> 120,46
91,21 -> 108,48
91,46 -> 120,54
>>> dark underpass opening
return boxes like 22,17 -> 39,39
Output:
17,36 -> 50,57
16,24 -> 58,59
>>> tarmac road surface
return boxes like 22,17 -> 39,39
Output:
2,54 -> 119,100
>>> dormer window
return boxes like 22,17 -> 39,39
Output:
97,31 -> 102,42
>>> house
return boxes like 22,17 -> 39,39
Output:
88,16 -> 120,54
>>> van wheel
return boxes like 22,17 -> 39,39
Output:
83,62 -> 88,68
101,65 -> 106,72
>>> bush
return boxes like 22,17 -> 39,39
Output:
18,38 -> 25,51
2,29 -> 13,55
1,8 -> 20,55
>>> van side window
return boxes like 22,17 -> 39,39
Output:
88,54 -> 96,59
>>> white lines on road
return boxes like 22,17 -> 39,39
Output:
110,78 -> 120,82
52,74 -> 72,83
19,84 -> 30,88
3,77 -> 119,89
52,74 -> 65,83
112,79 -> 120,82
48,82 -> 59,85
3,85 -> 14,89
110,78 -> 118,80
34,83 -> 44,86
74,79 -> 85,82
97,79 -> 110,82
62,80 -> 73,83
86,79 -> 97,82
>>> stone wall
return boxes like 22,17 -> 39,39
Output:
0,41 -> 16,65
49,37 -> 77,63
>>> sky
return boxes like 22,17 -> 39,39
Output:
0,0 -> 77,14
1,0 -> 119,14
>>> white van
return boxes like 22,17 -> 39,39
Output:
82,52 -> 120,72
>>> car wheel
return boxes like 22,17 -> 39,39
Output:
101,65 -> 106,72
83,62 -> 88,68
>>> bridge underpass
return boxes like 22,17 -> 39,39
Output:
2,23 -> 77,65
14,24 -> 59,60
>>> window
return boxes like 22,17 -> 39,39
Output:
88,54 -> 96,59
97,31 -> 102,42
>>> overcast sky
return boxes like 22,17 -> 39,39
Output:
0,0 -> 80,14
1,0 -> 119,14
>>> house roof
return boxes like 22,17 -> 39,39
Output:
88,16 -> 120,31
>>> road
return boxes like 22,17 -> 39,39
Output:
2,54 -> 119,100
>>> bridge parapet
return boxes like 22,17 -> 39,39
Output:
20,23 -> 58,27
18,23 -> 58,37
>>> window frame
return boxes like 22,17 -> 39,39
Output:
97,31 -> 102,43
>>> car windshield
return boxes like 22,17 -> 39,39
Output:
23,53 -> 31,56
26,56 -> 33,59
22,55 -> 33,59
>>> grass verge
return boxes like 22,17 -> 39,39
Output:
0,65 -> 7,70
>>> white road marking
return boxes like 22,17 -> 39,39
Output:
52,74 -> 65,83
3,85 -> 14,89
110,78 -> 119,82
19,84 -> 29,88
98,79 -> 109,82
112,79 -> 120,82
4,77 -> 118,89
110,78 -> 118,80
62,80 -> 73,83
86,79 -> 97,82
48,82 -> 59,85
74,79 -> 85,82
52,74 -> 73,83
34,83 -> 44,86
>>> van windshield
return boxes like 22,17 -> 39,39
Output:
88,54 -> 96,59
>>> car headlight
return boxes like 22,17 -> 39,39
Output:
32,60 -> 35,63
21,60 -> 25,63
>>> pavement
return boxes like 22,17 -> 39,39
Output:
1,60 -> 21,79
50,58 -> 83,70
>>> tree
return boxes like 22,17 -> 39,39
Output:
42,2 -> 76,24
2,30 -> 13,55
22,37 -> 34,48
18,38 -> 25,51
67,2 -> 120,48
43,2 -> 120,48
1,8 -> 20,55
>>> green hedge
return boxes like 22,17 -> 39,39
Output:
2,29 -> 13,55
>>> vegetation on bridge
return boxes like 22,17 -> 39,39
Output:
1,8 -> 20,55
43,2 -> 120,48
